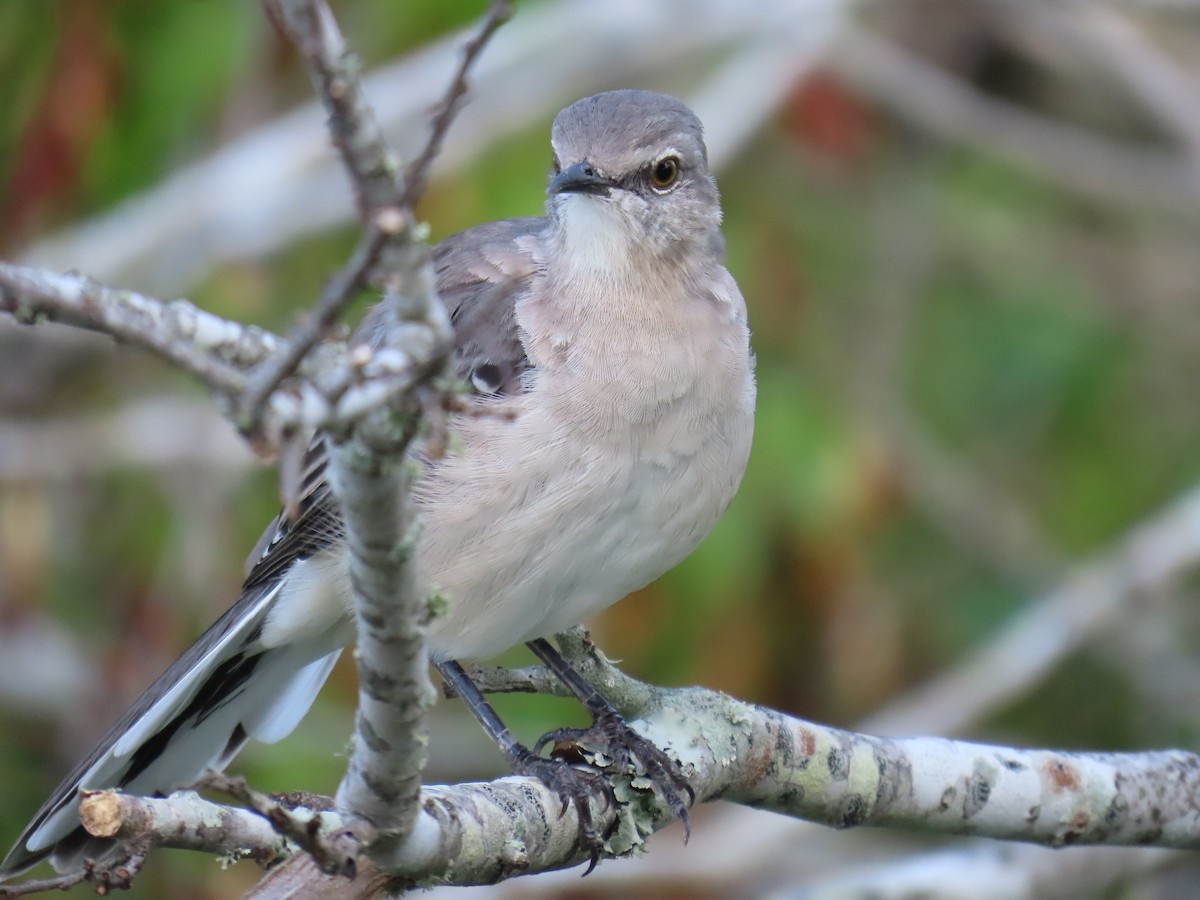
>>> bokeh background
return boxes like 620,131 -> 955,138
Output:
3,0 -> 1200,896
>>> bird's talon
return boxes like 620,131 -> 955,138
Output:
536,709 -> 693,838
509,748 -> 613,867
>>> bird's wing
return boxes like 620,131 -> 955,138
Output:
358,214 -> 544,395
0,216 -> 547,879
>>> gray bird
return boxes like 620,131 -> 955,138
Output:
1,89 -> 756,879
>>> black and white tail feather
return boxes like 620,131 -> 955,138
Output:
0,217 -> 541,879
0,442 -> 346,877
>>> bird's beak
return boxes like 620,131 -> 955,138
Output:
550,161 -> 613,197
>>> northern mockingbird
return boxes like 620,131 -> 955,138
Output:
1,89 -> 756,878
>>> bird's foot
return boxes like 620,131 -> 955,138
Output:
535,708 -> 694,842
509,746 -> 616,874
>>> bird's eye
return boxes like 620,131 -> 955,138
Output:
649,156 -> 681,191
551,155 -> 561,175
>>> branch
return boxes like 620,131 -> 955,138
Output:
0,263 -> 446,446
833,27 -> 1200,218
862,482 -> 1200,736
0,263 -> 276,396
55,663 -> 1200,894
267,0 -> 406,218
326,416 -> 436,863
1012,2 -> 1200,165
400,0 -> 514,209
441,663 -> 572,699
80,787 -> 290,864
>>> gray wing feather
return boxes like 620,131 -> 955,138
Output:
356,215 -> 543,395
436,216 -> 543,395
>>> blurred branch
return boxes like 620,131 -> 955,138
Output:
0,398 -> 250,480
18,0 -> 842,296
769,841 -> 1178,900
833,26 -> 1200,218
1011,2 -> 1200,164
878,407 -> 1064,583
862,483 -> 1200,736
856,164 -> 1064,585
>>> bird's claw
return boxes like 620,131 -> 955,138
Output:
509,747 -> 616,875
535,708 -> 694,842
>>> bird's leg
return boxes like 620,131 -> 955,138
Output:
433,659 -> 614,872
524,638 -> 694,841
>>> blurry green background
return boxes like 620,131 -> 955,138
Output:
3,1 -> 1200,897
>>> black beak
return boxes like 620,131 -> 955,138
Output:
550,161 -> 612,197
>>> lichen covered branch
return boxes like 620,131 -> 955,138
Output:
59,668 -> 1200,895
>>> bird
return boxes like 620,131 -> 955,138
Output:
0,88 -> 756,879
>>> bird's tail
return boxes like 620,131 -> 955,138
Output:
0,579 -> 342,879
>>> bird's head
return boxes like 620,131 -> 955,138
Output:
546,90 -> 723,266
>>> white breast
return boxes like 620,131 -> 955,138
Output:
414,259 -> 755,662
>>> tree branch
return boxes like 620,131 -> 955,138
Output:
0,263 -> 275,396
55,662 -> 1200,894
267,0 -> 407,218
79,787 -> 290,864
0,262 -> 445,445
326,421 -> 436,863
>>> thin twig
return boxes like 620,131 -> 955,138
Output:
198,772 -> 362,878
0,850 -> 144,898
401,0 -> 514,209
0,872 -> 86,898
238,221 -> 390,432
